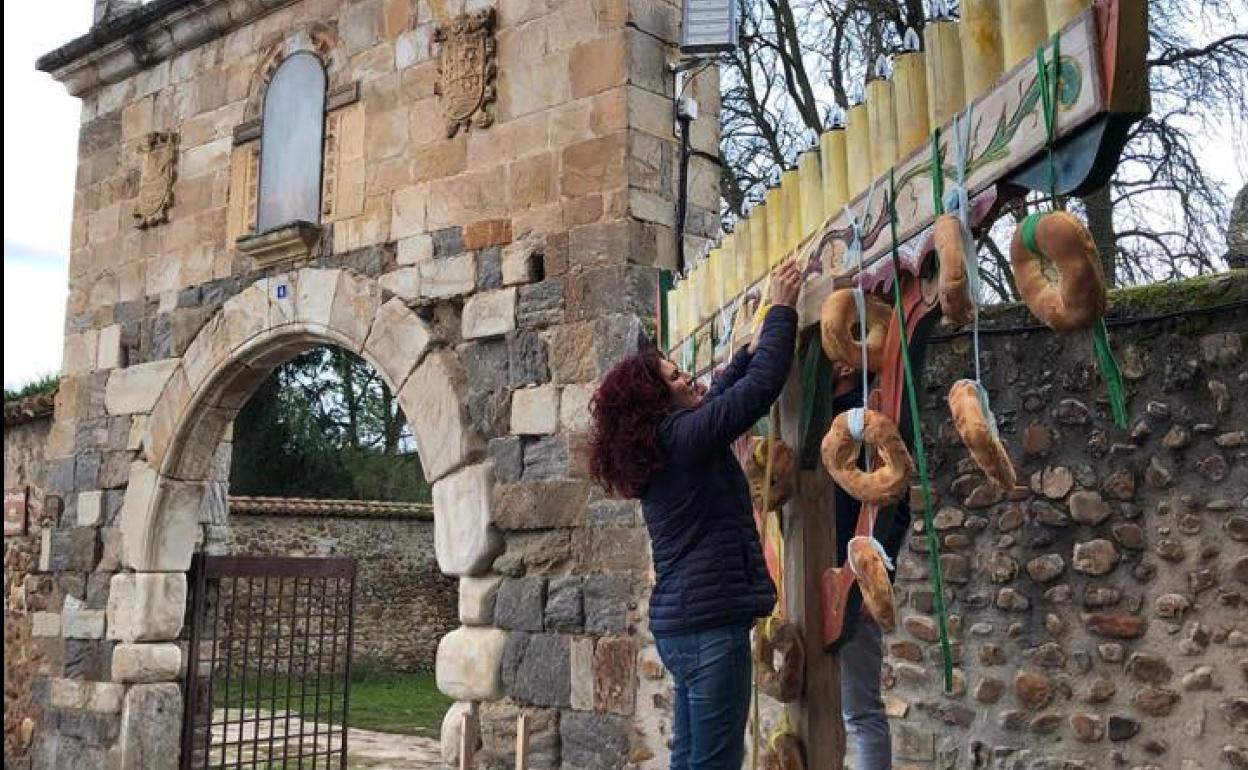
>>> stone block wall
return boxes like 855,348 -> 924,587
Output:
883,275 -> 1248,770
4,409 -> 57,765
29,0 -> 716,765
222,500 -> 456,672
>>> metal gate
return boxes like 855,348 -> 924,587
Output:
180,554 -> 357,770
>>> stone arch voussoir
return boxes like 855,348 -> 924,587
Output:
123,268 -> 489,573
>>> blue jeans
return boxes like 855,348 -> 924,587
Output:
841,619 -> 891,770
655,622 -> 753,770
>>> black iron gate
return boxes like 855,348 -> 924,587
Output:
181,554 -> 357,770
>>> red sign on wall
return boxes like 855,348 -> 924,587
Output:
4,487 -> 29,536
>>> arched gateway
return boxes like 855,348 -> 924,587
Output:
28,0 -> 701,765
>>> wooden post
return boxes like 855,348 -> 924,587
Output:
777,364 -> 845,769
514,714 -> 530,770
459,711 -> 476,770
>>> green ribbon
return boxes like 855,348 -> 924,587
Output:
929,127 -> 945,216
1036,36 -> 1128,430
1093,319 -> 1129,429
1034,35 -> 1061,210
888,170 -> 954,692
1021,211 -> 1043,255
797,337 -> 835,470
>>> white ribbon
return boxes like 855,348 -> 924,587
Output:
945,106 -> 1001,441
847,534 -> 896,578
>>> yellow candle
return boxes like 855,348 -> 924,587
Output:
846,103 -> 873,198
781,168 -> 802,256
687,277 -> 698,336
721,234 -> 739,298
820,127 -> 849,220
925,19 -> 966,129
893,48 -> 931,160
672,281 -> 686,340
866,73 -> 898,178
700,257 -> 716,323
682,267 -> 697,329
707,247 -> 723,314
748,206 -> 769,281
1046,0 -> 1088,32
731,223 -> 749,294
1001,0 -> 1048,70
960,0 -> 1004,104
798,149 -> 824,241
765,186 -> 785,266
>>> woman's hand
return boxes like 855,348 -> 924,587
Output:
770,259 -> 801,308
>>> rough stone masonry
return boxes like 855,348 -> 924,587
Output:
21,0 -> 720,766
883,274 -> 1248,770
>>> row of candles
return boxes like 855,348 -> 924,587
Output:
669,0 -> 1089,343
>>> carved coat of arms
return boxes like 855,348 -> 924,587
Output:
433,8 -> 498,138
134,131 -> 178,229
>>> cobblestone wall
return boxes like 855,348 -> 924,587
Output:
223,504 -> 456,673
884,273 -> 1248,770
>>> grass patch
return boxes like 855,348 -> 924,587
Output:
344,670 -> 451,737
211,670 -> 450,738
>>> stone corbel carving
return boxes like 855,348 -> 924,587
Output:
433,8 -> 498,138
133,131 -> 178,229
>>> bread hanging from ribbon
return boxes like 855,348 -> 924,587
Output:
821,408 -> 914,506
1011,211 -> 1107,332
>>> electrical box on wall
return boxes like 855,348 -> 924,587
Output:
680,0 -> 737,55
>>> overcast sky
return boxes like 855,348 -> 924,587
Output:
4,3 -> 91,389
4,3 -> 1245,390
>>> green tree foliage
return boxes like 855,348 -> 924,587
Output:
3,374 -> 60,403
229,347 -> 430,502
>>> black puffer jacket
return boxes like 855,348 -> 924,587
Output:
641,306 -> 797,636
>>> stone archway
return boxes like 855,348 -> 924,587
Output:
103,268 -> 507,763
119,267 -> 499,575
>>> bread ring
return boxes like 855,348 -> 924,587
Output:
745,437 -> 797,511
933,214 -> 974,326
947,379 -> 1016,491
848,537 -> 896,633
820,409 -> 914,505
755,617 -> 805,703
764,732 -> 805,770
819,289 -> 892,372
1010,211 -> 1107,332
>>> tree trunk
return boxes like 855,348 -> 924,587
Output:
1081,184 -> 1118,286
381,381 -> 400,457
335,351 -> 361,449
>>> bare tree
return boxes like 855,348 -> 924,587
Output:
719,0 -> 1248,298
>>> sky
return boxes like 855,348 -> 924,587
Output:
3,3 -> 1246,391
3,2 -> 92,390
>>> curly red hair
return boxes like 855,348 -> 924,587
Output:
589,349 -> 671,498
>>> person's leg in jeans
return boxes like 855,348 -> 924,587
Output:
656,634 -> 694,770
685,623 -> 752,770
841,618 -> 891,770
657,623 -> 753,770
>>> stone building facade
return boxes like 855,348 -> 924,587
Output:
27,0 -> 717,767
